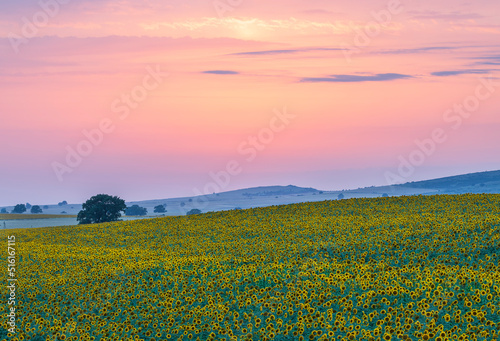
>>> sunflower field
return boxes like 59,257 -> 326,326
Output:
1,193 -> 500,341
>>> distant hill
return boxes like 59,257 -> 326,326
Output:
216,185 -> 319,197
394,170 -> 500,194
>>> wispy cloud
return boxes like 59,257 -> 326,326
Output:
378,46 -> 457,55
229,47 -> 344,56
141,17 -> 373,35
431,69 -> 494,77
471,55 -> 500,66
300,73 -> 413,83
202,70 -> 239,75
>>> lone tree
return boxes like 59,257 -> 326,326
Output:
338,193 -> 345,200
77,194 -> 126,224
186,208 -> 202,215
31,205 -> 43,214
154,204 -> 166,213
125,205 -> 148,216
382,193 -> 389,197
12,204 -> 27,214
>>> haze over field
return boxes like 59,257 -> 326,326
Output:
1,0 -> 500,205
1,170 -> 499,230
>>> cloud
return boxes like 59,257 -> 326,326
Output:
431,69 -> 494,77
378,46 -> 457,55
202,70 -> 239,75
471,55 -> 500,66
481,55 -> 500,60
300,73 -> 413,83
230,47 -> 344,56
142,17 -> 355,35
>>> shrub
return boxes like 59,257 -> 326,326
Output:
186,209 -> 202,215
154,205 -> 167,213
12,204 -> 26,214
125,205 -> 148,216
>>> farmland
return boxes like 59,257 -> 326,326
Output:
1,194 -> 499,341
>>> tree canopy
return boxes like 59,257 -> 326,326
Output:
125,205 -> 148,216
154,204 -> 166,213
186,208 -> 202,215
12,204 -> 26,214
77,194 -> 126,224
31,205 -> 43,214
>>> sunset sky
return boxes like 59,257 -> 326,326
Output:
1,0 -> 499,205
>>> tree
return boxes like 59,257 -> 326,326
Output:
125,205 -> 148,216
12,204 -> 26,214
338,193 -> 345,200
382,193 -> 389,197
1,208 -> 7,213
154,205 -> 166,213
187,209 -> 202,215
58,201 -> 68,206
31,205 -> 43,214
26,203 -> 32,209
77,194 -> 126,224
43,205 -> 49,209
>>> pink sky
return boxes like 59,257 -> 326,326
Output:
1,0 -> 499,205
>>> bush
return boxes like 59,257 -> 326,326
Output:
125,205 -> 148,216
154,205 -> 166,213
77,194 -> 126,224
12,204 -> 26,214
186,209 -> 202,215
31,205 -> 43,214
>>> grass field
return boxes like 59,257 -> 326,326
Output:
0,214 -> 77,220
1,194 -> 499,341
